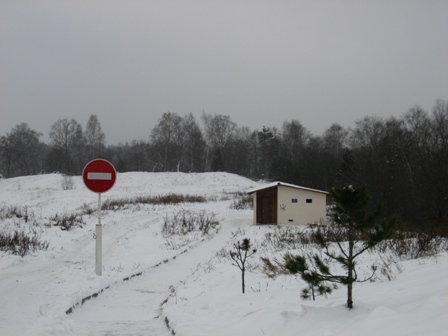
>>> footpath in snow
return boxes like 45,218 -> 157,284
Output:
0,172 -> 260,336
65,215 -> 247,336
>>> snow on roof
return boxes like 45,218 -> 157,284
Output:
247,181 -> 329,195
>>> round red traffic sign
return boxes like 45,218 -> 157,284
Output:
82,159 -> 116,193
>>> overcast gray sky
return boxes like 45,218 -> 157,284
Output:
1,0 -> 447,144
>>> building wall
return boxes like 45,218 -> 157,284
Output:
277,185 -> 327,225
252,193 -> 257,225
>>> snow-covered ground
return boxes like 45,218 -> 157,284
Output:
0,172 -> 447,336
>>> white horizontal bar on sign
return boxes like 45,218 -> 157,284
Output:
87,172 -> 112,180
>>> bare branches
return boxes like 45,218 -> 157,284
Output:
230,238 -> 257,293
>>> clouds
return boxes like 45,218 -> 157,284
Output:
1,0 -> 447,144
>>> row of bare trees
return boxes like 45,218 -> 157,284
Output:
1,100 -> 447,225
0,115 -> 105,177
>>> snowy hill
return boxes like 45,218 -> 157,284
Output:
0,172 -> 447,336
0,172 -> 258,213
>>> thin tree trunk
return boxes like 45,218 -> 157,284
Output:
347,281 -> 353,309
347,221 -> 354,309
242,268 -> 245,294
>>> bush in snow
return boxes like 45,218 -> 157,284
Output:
78,203 -> 95,215
48,212 -> 85,231
229,192 -> 253,210
61,174 -> 75,190
162,209 -> 219,236
0,205 -> 31,222
0,228 -> 49,257
375,226 -> 448,259
102,193 -> 206,211
262,226 -> 315,251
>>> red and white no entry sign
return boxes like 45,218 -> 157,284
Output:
82,159 -> 117,276
82,159 -> 116,193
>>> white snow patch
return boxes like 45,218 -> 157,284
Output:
0,172 -> 447,336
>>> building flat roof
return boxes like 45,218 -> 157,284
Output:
247,181 -> 329,195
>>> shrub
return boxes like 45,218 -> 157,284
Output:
0,229 -> 49,257
101,193 -> 206,211
229,192 -> 253,210
48,213 -> 85,231
375,226 -> 448,259
78,203 -> 95,215
0,205 -> 31,222
162,209 -> 219,235
261,226 -> 315,251
61,175 -> 75,190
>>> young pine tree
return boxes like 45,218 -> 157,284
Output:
284,253 -> 334,301
230,238 -> 257,294
284,184 -> 396,309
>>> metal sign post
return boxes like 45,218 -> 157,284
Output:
96,193 -> 102,275
82,159 -> 116,276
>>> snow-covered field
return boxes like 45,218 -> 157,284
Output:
0,172 -> 447,336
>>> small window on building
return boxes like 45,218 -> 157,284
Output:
306,199 -> 313,203
288,219 -> 294,222
291,198 -> 298,203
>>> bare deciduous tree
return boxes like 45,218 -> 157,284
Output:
0,123 -> 44,177
49,118 -> 85,174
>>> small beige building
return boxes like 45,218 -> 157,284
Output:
247,182 -> 328,225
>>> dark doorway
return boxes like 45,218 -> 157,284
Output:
262,197 -> 274,223
256,186 -> 278,224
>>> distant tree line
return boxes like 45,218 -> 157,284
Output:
1,100 -> 447,227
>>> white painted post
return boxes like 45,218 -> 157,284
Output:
96,193 -> 102,275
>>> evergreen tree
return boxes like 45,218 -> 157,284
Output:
284,185 -> 396,309
85,114 -> 105,159
230,238 -> 257,294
